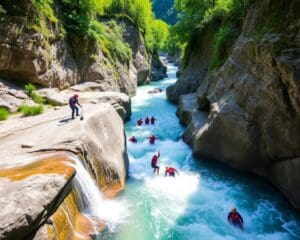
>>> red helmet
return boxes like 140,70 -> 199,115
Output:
74,94 -> 79,98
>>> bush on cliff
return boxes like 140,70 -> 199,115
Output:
24,83 -> 45,104
18,105 -> 44,116
0,107 -> 9,121
171,0 -> 249,68
107,0 -> 170,53
210,25 -> 237,70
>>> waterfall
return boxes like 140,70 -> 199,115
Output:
68,156 -> 128,232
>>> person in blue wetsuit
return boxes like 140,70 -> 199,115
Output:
69,94 -> 81,119
228,208 -> 244,230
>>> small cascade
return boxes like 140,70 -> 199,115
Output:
69,156 -> 128,232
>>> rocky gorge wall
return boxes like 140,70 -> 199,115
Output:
0,1 -> 166,97
166,26 -> 215,103
170,1 -> 300,208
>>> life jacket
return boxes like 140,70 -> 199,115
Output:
230,213 -> 240,222
69,96 -> 77,106
150,117 -> 156,124
149,136 -> 155,144
137,119 -> 143,126
167,167 -> 175,174
145,117 -> 150,124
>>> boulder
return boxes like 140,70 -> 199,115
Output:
147,88 -> 163,94
151,54 -> 167,81
37,88 -> 68,106
0,79 -> 34,112
69,82 -> 104,92
78,91 -> 131,121
0,154 -> 76,240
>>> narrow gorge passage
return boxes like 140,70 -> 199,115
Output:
99,63 -> 300,240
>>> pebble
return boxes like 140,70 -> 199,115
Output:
21,143 -> 35,148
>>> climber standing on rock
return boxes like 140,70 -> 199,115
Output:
69,94 -> 82,119
151,151 -> 160,175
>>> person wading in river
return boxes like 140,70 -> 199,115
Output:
145,116 -> 150,125
147,135 -> 158,144
137,118 -> 143,126
150,116 -> 157,125
151,151 -> 160,175
228,208 -> 244,230
165,166 -> 179,177
69,94 -> 82,119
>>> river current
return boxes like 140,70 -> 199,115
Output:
99,63 -> 300,240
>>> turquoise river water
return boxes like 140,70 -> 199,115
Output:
98,63 -> 300,240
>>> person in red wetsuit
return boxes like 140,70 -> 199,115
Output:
150,116 -> 157,125
128,136 -> 137,143
165,166 -> 179,177
228,208 -> 244,230
151,151 -> 160,175
145,116 -> 150,125
147,135 -> 158,144
137,118 -> 143,126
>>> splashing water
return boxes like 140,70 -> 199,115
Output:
98,63 -> 300,239
69,157 -> 129,232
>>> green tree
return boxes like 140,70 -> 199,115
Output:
151,19 -> 169,51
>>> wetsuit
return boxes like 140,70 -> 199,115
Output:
145,117 -> 150,125
165,167 -> 178,177
69,96 -> 80,119
129,137 -> 137,143
150,117 -> 156,125
151,153 -> 160,173
148,136 -> 156,144
137,119 -> 143,126
228,211 -> 243,229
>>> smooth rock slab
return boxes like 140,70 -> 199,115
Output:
0,168 -> 75,240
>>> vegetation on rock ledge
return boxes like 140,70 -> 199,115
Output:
168,0 -> 249,68
0,0 -> 170,63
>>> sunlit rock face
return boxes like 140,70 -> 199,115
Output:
0,6 -> 157,95
175,1 -> 300,208
0,104 -> 129,239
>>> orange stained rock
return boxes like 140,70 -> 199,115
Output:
101,181 -> 124,199
0,153 -> 76,181
51,189 -> 105,240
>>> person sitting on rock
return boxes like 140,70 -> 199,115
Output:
128,136 -> 137,143
145,116 -> 150,125
137,118 -> 143,126
147,135 -> 158,144
69,94 -> 81,119
151,151 -> 160,175
150,116 -> 157,125
165,166 -> 179,177
228,208 -> 244,230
